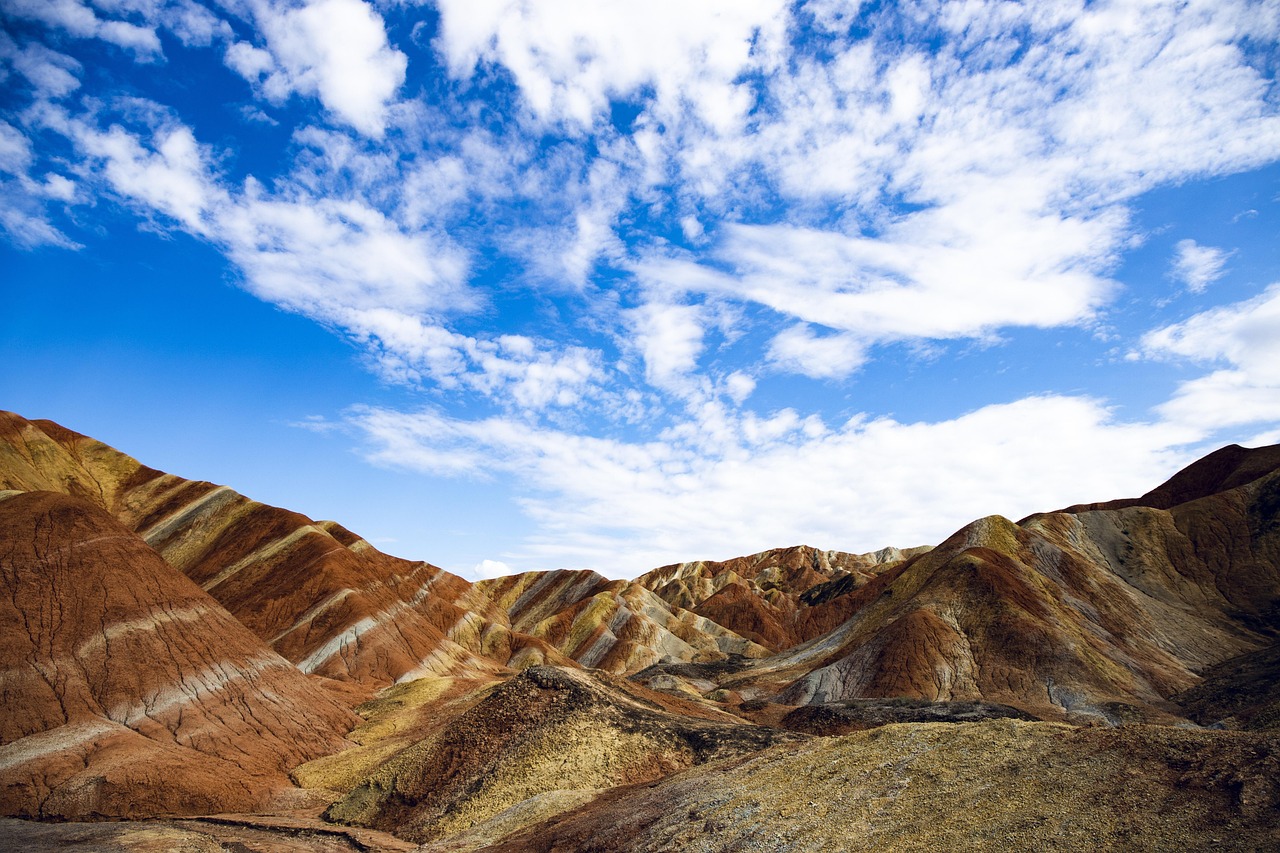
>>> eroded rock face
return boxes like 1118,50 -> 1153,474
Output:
323,665 -> 805,844
5,409 -> 1280,845
0,411 -> 531,693
0,491 -> 357,819
476,571 -> 770,674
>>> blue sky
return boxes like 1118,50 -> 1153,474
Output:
3,0 -> 1279,580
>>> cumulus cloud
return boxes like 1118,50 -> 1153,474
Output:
1170,239 -> 1231,293
228,0 -> 407,136
221,188 -> 469,317
767,324 -> 867,380
626,300 -> 706,395
71,121 -> 217,233
473,558 -> 513,579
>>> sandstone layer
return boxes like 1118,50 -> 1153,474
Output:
3,410 -> 1280,843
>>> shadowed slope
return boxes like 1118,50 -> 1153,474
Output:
1173,643 -> 1280,731
0,491 -> 357,819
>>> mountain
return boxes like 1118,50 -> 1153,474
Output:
2,409 -> 1279,846
636,544 -> 932,652
474,721 -> 1280,852
319,665 -> 803,845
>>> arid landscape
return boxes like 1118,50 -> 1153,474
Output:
1,408 -> 1278,851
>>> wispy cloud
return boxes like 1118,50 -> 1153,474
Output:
2,0 -> 163,58
1146,283 -> 1280,432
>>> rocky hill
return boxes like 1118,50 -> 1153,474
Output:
1,409 -> 1278,848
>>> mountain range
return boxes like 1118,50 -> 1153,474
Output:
1,409 -> 1277,850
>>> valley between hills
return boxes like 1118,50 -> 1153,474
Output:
1,409 -> 1278,851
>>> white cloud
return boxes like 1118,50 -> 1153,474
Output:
767,324 -> 866,380
0,118 -> 80,248
220,187 -> 470,317
724,371 -> 755,404
55,113 -> 217,233
626,300 -> 706,395
0,120 -> 33,176
0,199 -> 80,249
349,395 -> 1197,577
0,34 -> 83,99
22,96 -> 604,417
229,0 -> 407,136
473,558 -> 513,579
1170,239 -> 1231,293
7,0 -> 1280,580
640,205 -> 1120,358
161,0 -> 233,47
1145,283 -> 1280,432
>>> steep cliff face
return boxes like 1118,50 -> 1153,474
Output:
0,491 -> 357,818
